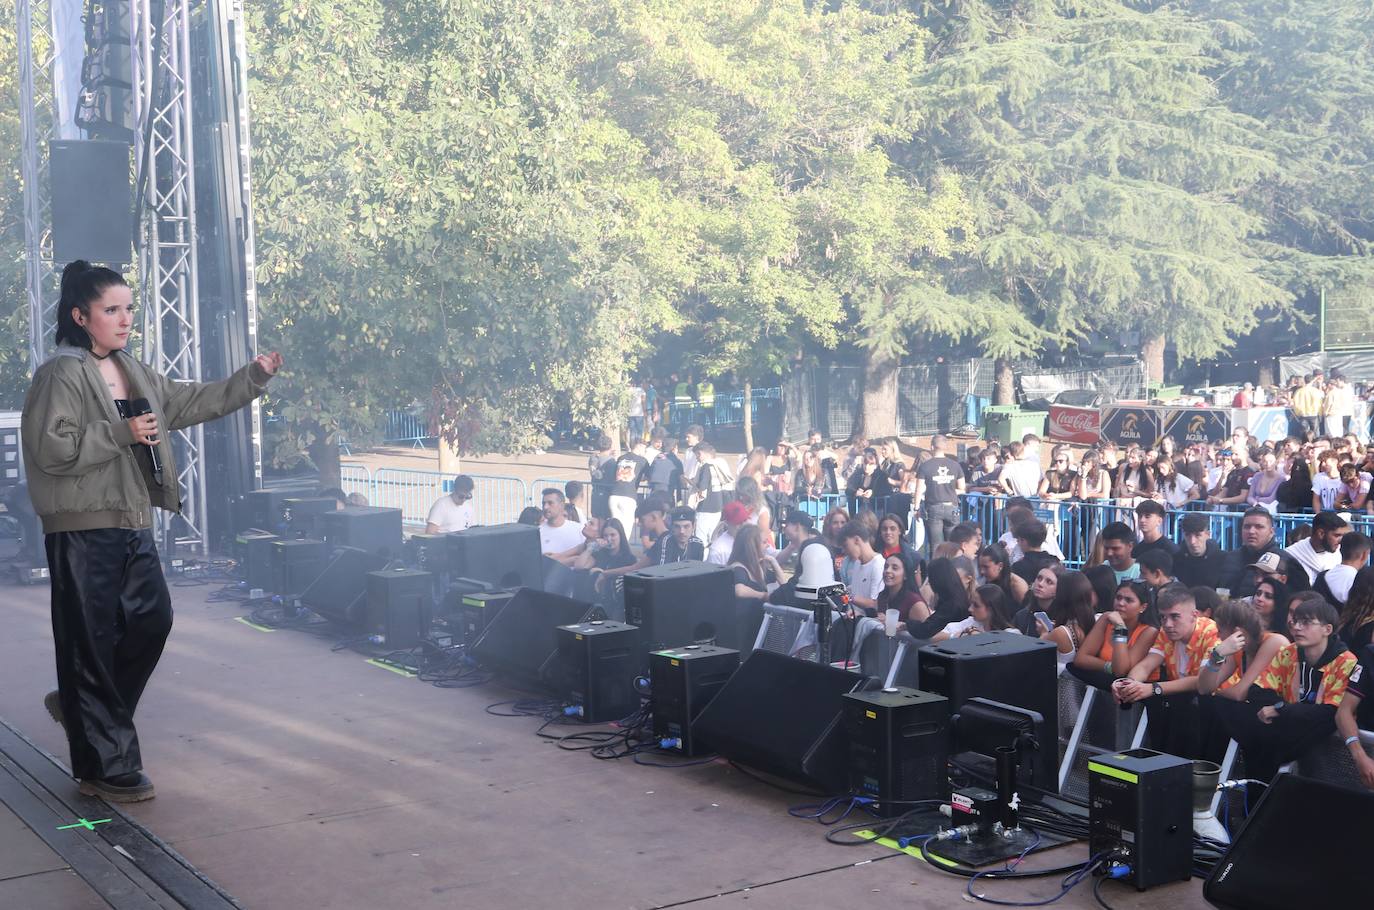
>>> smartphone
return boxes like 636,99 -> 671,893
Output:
1034,611 -> 1053,632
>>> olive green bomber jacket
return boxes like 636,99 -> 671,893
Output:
21,343 -> 271,533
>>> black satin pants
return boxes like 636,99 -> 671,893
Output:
46,528 -> 172,781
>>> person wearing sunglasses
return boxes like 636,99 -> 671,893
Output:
426,474 -> 476,533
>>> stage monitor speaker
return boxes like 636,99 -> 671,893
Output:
366,568 -> 432,650
650,645 -> 740,757
918,632 -> 1058,790
407,533 -> 454,574
690,649 -> 864,793
623,562 -> 737,654
299,545 -> 386,625
271,538 -> 329,598
235,489 -> 288,535
235,530 -> 278,591
1204,772 -> 1374,908
469,588 -> 599,685
281,497 -> 338,539
552,621 -> 641,723
447,524 -> 543,591
50,140 -> 132,264
844,687 -> 950,817
317,507 -> 403,559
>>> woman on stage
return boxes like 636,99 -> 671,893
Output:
21,261 -> 282,802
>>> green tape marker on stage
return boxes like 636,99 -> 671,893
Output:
57,818 -> 111,831
365,658 -> 417,678
234,616 -> 276,633
854,829 -> 959,865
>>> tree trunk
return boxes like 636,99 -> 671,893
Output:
308,433 -> 342,491
993,358 -> 1016,405
743,379 -> 754,452
1141,334 -> 1166,385
1257,359 -> 1275,389
861,349 -> 899,439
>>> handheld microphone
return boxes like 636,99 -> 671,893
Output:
130,398 -> 164,486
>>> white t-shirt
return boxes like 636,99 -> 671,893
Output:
1324,564 -> 1359,605
1312,474 -> 1345,510
628,387 -> 646,418
847,554 -> 884,603
940,616 -> 984,638
1001,459 -> 1043,497
426,495 -> 474,532
540,519 -> 585,555
707,529 -> 736,565
1156,475 -> 1195,509
999,529 -> 1065,563
1284,538 -> 1340,584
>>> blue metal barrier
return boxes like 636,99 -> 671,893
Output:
382,410 -> 433,447
665,387 -> 782,429
348,468 -> 529,526
959,494 -> 1374,568
339,463 -> 375,503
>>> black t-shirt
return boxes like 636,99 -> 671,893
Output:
917,457 -> 965,505
611,453 -> 649,497
1348,644 -> 1374,730
732,564 -> 767,594
1133,535 -> 1179,558
1173,540 -> 1225,589
594,547 -> 636,571
970,466 -> 1002,490
1012,550 -> 1059,586
1221,466 -> 1255,499
647,531 -> 705,565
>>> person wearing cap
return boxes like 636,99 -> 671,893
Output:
652,506 -> 705,565
706,499 -> 751,566
1232,382 -> 1254,409
1285,511 -> 1350,584
425,474 -> 476,533
1174,513 -> 1224,589
775,511 -> 819,568
1132,500 -> 1177,558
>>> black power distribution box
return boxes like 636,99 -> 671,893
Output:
843,687 -> 951,817
444,589 -> 514,644
407,533 -> 453,574
366,568 -> 432,650
649,645 -> 740,756
271,538 -> 327,598
552,621 -> 641,723
1088,749 -> 1193,890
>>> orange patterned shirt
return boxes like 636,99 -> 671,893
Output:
1258,644 -> 1358,706
1220,632 -> 1285,691
1149,617 -> 1219,680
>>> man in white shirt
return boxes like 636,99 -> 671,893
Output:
1284,511 -> 1349,584
681,424 -> 704,489
706,500 -> 750,566
1319,531 -> 1369,606
839,524 -> 884,613
425,475 -> 475,533
999,441 -> 1043,498
538,488 -> 585,555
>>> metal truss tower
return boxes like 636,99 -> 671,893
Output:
19,0 -> 210,553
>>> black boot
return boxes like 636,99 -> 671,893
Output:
79,771 -> 155,803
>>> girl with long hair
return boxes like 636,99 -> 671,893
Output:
1250,576 -> 1291,634
1041,571 -> 1095,672
932,583 -> 1018,641
846,446 -> 892,511
1111,445 -> 1155,502
1152,455 -> 1199,508
1015,563 -> 1066,634
875,551 -> 924,621
1197,599 -> 1289,700
727,524 -> 783,601
976,543 -> 1028,604
1337,565 -> 1374,652
1076,450 -> 1110,502
906,557 -> 970,638
1072,580 -> 1158,689
795,445 -> 837,500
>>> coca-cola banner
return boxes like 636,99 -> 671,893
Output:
1048,404 -> 1102,445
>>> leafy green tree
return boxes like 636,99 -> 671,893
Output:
0,21 -> 34,409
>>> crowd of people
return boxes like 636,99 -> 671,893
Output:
424,414 -> 1374,791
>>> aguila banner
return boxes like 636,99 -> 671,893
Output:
1048,405 -> 1101,445
1165,408 -> 1232,446
1099,406 -> 1168,449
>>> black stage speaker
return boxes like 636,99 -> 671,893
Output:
918,632 -> 1058,790
447,524 -> 543,590
366,568 -> 432,650
317,507 -> 403,559
1087,749 -> 1192,890
235,529 -> 277,591
552,621 -> 641,722
281,497 -> 338,539
234,489 -> 288,535
1204,773 -> 1374,908
623,562 -> 737,653
271,538 -> 328,598
50,140 -> 132,264
690,649 -> 864,793
469,588 -> 599,685
650,644 -> 740,756
299,546 -> 386,625
844,687 -> 950,817
407,532 -> 453,574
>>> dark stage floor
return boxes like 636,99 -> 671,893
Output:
0,578 -> 1209,909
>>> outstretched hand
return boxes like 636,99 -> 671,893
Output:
254,351 -> 284,377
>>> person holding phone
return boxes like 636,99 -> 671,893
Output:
1040,570 -> 1095,674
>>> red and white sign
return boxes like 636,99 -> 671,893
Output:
1049,404 -> 1101,445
